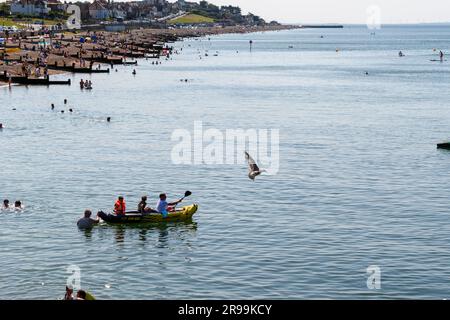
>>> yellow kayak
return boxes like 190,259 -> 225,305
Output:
98,204 -> 198,224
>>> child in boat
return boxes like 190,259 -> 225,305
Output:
156,194 -> 182,218
138,196 -> 157,214
114,196 -> 126,215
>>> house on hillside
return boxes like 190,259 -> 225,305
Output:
110,3 -> 127,20
89,0 -> 110,20
10,0 -> 51,16
46,0 -> 65,12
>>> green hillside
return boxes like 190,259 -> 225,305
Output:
169,13 -> 215,24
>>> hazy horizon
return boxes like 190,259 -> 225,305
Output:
169,0 -> 450,25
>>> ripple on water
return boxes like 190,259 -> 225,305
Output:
3,26 -> 450,299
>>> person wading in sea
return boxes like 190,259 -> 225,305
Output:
77,210 -> 99,229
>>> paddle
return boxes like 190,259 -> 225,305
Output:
172,191 -> 192,211
180,191 -> 192,202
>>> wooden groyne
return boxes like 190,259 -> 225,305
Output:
46,62 -> 110,74
0,71 -> 71,85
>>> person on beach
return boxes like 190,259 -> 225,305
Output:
114,196 -> 126,216
156,194 -> 182,218
51,104 -> 55,110
440,50 -> 444,61
77,210 -> 99,229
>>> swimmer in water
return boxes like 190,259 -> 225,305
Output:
14,201 -> 23,210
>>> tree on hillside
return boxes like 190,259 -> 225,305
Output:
0,3 -> 11,16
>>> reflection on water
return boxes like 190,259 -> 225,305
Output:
93,220 -> 198,248
114,226 -> 126,245
81,229 -> 93,242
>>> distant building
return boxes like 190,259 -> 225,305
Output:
89,0 -> 110,20
10,0 -> 51,16
46,0 -> 65,12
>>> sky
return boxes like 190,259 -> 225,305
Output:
168,0 -> 450,24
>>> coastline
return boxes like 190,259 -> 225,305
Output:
0,24 -> 298,87
132,24 -> 299,37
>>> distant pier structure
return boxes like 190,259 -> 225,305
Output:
301,25 -> 344,29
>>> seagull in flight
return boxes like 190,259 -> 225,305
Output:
245,152 -> 266,181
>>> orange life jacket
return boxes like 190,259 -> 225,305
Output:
114,200 -> 126,215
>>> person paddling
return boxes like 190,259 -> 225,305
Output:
156,194 -> 182,218
114,196 -> 126,215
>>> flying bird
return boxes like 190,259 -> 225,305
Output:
245,152 -> 265,181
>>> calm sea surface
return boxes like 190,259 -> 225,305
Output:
2,25 -> 450,299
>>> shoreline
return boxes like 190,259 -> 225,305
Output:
0,24 -> 299,87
